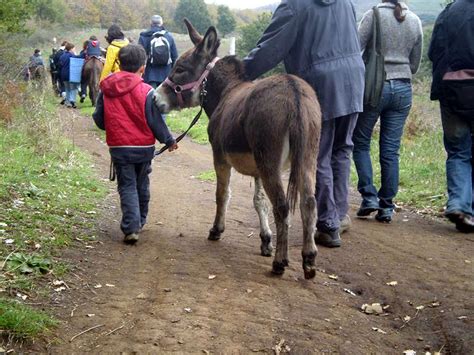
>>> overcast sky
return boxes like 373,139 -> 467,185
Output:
205,0 -> 277,9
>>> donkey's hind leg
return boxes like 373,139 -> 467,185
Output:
299,169 -> 318,279
254,178 -> 273,257
260,173 -> 289,275
208,161 -> 232,241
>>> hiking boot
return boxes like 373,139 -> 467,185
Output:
340,214 -> 351,234
314,229 -> 341,248
445,210 -> 474,233
80,95 -> 86,103
356,200 -> 379,217
70,102 -> 77,109
375,208 -> 393,223
60,99 -> 66,105
123,233 -> 139,244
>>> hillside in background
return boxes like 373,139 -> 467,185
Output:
257,0 -> 442,24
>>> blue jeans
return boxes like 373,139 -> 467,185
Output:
115,161 -> 152,235
440,102 -> 474,216
65,81 -> 79,104
316,113 -> 358,231
352,80 -> 412,210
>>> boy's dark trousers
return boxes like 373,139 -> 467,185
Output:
114,161 -> 152,235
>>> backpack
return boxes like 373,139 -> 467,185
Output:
149,30 -> 172,66
53,49 -> 64,68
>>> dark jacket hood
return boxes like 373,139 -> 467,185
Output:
315,0 -> 336,5
140,26 -> 165,37
100,71 -> 145,98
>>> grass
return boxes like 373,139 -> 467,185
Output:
197,170 -> 217,182
0,298 -> 57,339
0,84 -> 107,340
166,108 -> 209,144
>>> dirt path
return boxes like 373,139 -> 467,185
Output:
43,111 -> 473,354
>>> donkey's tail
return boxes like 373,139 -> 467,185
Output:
286,77 -> 307,213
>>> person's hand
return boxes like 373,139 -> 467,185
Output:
168,143 -> 178,152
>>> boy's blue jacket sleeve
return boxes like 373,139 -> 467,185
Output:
145,90 -> 175,147
92,92 -> 105,130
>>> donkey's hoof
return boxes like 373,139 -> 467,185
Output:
260,244 -> 273,257
208,227 -> 222,241
303,266 -> 316,279
272,260 -> 287,275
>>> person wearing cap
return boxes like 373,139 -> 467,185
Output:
138,15 -> 178,89
100,24 -> 129,82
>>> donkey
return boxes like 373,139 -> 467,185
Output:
154,20 -> 322,279
82,57 -> 103,106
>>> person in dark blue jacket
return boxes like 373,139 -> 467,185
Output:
59,42 -> 80,108
429,0 -> 474,233
244,0 -> 365,248
138,15 -> 178,89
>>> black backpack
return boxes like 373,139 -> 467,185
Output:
53,48 -> 64,68
149,30 -> 172,67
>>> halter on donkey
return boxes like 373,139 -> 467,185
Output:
154,19 -> 322,279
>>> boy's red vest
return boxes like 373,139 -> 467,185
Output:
100,71 -> 155,147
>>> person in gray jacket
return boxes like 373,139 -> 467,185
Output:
352,0 -> 422,223
244,0 -> 365,248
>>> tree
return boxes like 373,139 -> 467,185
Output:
33,0 -> 66,23
217,5 -> 236,37
237,12 -> 284,75
0,0 -> 32,32
174,0 -> 212,34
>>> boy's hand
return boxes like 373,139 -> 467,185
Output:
168,143 -> 179,152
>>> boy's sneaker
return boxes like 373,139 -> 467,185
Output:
70,102 -> 77,109
123,233 -> 139,244
340,215 -> 351,234
314,228 -> 341,248
60,99 -> 66,105
80,95 -> 86,103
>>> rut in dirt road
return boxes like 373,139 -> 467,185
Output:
45,112 -> 473,354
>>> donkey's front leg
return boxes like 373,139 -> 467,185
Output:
261,175 -> 289,275
208,161 -> 232,241
254,178 -> 273,257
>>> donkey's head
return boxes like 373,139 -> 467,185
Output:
154,19 -> 220,113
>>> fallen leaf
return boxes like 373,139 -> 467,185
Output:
0,222 -> 7,227
52,280 -> 65,286
87,314 -> 95,317
404,315 -> 411,322
184,307 -> 192,313
136,293 -> 147,299
246,289 -> 252,293
105,284 -> 115,287
4,239 -> 14,245
458,316 -> 467,320
16,293 -> 27,300
386,281 -> 398,286
403,350 -> 416,355
430,302 -> 440,307
86,211 -> 96,214
54,286 -> 66,292
328,274 -> 339,280
465,260 -> 471,264
208,275 -> 216,280
94,284 -> 102,289
163,288 -> 172,292
416,305 -> 425,311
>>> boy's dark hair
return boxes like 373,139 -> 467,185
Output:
65,43 -> 75,51
118,44 -> 147,73
89,35 -> 98,41
34,49 -> 41,54
105,24 -> 124,44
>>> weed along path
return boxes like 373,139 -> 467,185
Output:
47,109 -> 473,354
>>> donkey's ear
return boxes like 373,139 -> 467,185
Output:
198,27 -> 220,56
184,18 -> 202,46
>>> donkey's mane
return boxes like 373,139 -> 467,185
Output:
216,56 -> 246,82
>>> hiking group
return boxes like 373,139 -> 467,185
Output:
34,1 -> 474,249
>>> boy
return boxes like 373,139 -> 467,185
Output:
93,44 -> 178,244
